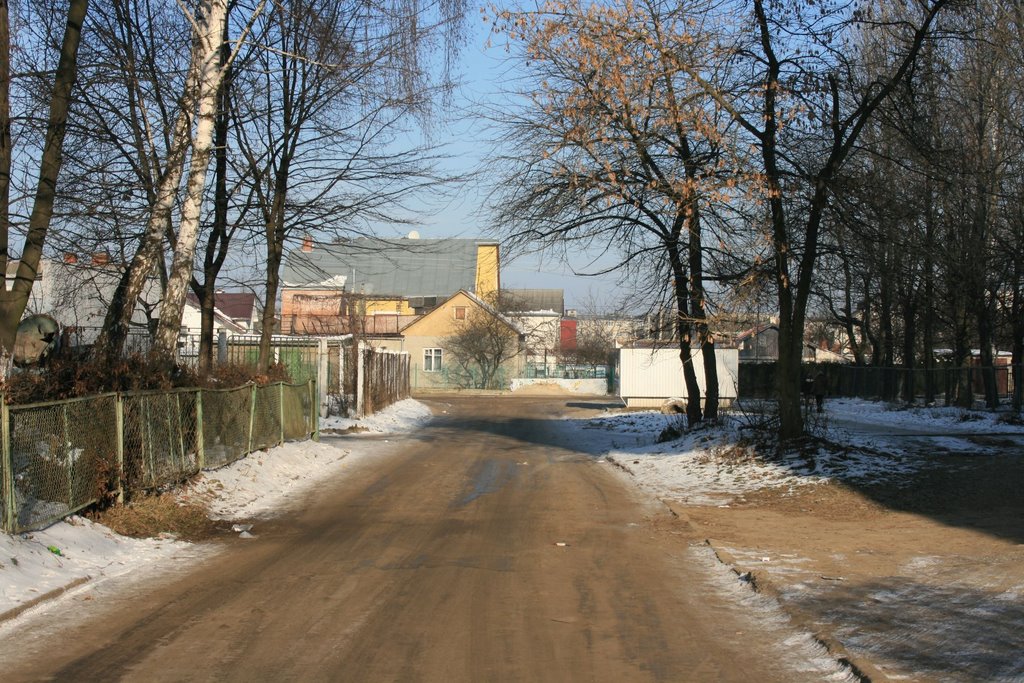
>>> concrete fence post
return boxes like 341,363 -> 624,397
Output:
217,330 -> 228,365
247,384 -> 257,455
317,337 -> 329,419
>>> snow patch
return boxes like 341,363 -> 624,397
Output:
0,399 -> 433,619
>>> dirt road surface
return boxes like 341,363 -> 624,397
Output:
0,396 -> 847,682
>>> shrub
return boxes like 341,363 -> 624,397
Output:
89,493 -> 219,541
6,355 -> 294,404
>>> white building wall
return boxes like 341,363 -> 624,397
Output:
618,348 -> 739,407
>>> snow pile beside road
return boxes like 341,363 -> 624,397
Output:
320,398 -> 432,433
575,398 -> 1008,504
0,516 -> 187,619
827,398 -> 1023,433
181,440 -> 351,519
0,399 -> 432,619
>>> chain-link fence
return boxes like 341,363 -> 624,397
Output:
4,394 -> 120,534
123,389 -> 200,492
0,381 -> 317,534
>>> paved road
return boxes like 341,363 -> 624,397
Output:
0,396 -> 842,682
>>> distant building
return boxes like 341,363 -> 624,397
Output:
280,235 -> 500,335
735,324 -> 849,363
503,289 -> 565,364
182,293 -> 254,337
373,289 -> 526,389
5,254 -> 160,343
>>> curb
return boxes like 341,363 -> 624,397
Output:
0,576 -> 91,624
663,500 -> 890,683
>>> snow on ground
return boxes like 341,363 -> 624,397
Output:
571,398 -> 1021,506
0,399 -> 431,619
320,398 -> 432,434
571,399 -> 1024,682
826,397 -> 1024,433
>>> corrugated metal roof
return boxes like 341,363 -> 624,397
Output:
282,238 -> 492,298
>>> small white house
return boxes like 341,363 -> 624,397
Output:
618,347 -> 739,408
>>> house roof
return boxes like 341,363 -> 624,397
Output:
282,237 -> 496,298
212,292 -> 256,320
400,289 -> 526,337
184,294 -> 247,332
504,288 -> 564,316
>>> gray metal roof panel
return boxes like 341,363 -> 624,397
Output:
283,238 -> 484,297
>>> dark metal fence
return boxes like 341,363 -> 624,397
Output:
739,362 -> 1021,405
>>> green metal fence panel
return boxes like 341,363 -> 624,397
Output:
282,382 -> 312,441
251,384 -> 283,451
201,386 -> 253,469
122,390 -> 200,491
277,347 -> 317,384
1,379 -> 318,532
7,394 -> 119,533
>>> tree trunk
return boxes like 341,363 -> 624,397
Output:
0,0 -> 88,359
151,0 -> 230,361
839,240 -> 866,365
922,179 -> 936,403
685,188 -> 718,422
195,18 -> 234,372
952,303 -> 972,408
258,246 -> 282,368
902,299 -> 917,404
667,243 -> 701,427
257,164 -> 289,370
0,0 -> 10,279
977,300 -> 999,409
879,263 -> 895,400
94,31 -> 207,361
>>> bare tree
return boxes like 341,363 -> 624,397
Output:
229,0 -> 468,370
489,0 -> 742,425
441,297 -> 522,389
0,0 -> 89,369
664,0 -> 953,436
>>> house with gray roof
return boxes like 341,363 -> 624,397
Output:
280,235 -> 501,335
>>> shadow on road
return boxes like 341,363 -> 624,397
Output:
394,395 -> 1024,547
787,576 -> 1024,682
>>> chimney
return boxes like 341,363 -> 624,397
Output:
91,252 -> 109,266
301,235 -> 314,253
63,252 -> 78,264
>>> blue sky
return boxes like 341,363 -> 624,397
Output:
391,16 -> 630,313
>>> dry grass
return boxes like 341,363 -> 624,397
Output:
89,494 -> 221,542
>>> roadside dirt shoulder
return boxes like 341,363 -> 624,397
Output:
670,455 -> 1024,683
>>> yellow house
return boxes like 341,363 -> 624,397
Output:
280,235 -> 500,334
374,290 -> 525,390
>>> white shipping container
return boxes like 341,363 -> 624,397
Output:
618,348 -> 739,408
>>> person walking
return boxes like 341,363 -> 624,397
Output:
812,371 -> 827,413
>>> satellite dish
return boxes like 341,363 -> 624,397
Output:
407,230 -> 420,240
14,314 -> 61,367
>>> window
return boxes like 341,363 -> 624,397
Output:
453,306 -> 467,321
424,348 -> 443,372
